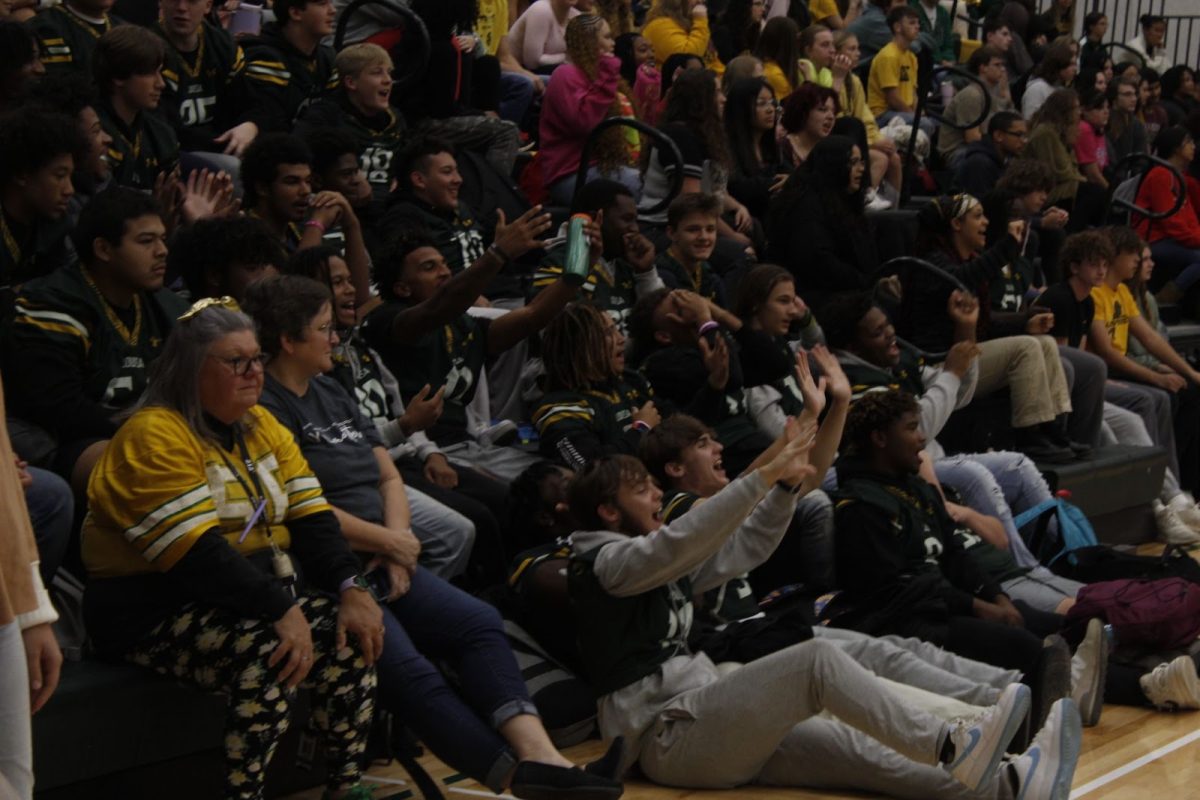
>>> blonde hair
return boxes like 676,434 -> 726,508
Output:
645,0 -> 692,31
336,43 -> 393,80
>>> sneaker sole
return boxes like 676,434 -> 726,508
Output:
1016,699 -> 1082,800
1076,620 -> 1108,727
1165,656 -> 1200,709
952,684 -> 1031,792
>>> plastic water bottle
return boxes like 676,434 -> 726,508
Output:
562,213 -> 592,287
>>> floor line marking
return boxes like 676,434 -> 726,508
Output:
1071,726 -> 1200,798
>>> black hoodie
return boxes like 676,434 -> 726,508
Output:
241,22 -> 338,130
829,455 -> 1003,638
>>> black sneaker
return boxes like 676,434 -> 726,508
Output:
511,760 -> 624,800
1014,429 -> 1075,464
1040,422 -> 1091,460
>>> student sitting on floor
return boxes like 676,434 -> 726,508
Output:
566,440 -> 1081,799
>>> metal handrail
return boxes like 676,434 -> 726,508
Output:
1099,42 -> 1146,67
572,117 -> 683,215
333,0 -> 431,93
872,255 -> 974,362
924,64 -> 993,130
1109,153 -> 1186,221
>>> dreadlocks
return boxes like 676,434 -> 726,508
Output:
542,303 -> 619,391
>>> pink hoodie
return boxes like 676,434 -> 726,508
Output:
538,54 -> 623,188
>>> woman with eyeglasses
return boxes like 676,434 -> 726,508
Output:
1106,75 -> 1148,164
244,276 -> 624,800
81,298 -> 382,800
725,77 -> 787,221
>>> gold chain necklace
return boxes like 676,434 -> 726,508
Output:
81,266 -> 142,346
0,212 -> 20,266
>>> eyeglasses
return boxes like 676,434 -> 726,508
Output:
179,295 -> 240,323
312,320 -> 336,339
209,352 -> 268,376
756,98 -> 780,109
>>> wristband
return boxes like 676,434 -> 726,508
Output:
631,420 -> 651,433
697,320 -> 720,337
488,242 -> 512,265
775,479 -> 804,495
304,219 -> 327,234
339,574 -> 370,595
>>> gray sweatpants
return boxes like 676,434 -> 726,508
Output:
814,626 -> 1018,707
0,620 -> 32,799
638,639 -> 1001,799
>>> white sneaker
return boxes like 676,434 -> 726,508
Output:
946,683 -> 1031,792
1140,655 -> 1200,710
865,188 -> 893,211
1153,501 -> 1200,545
1070,618 -> 1107,727
1007,698 -> 1082,800
1167,492 -> 1200,530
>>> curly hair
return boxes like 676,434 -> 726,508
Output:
1058,230 -> 1115,277
842,390 -> 919,455
996,159 -> 1056,195
664,68 -> 731,170
542,303 -> 619,391
595,0 -> 634,35
567,15 -> 631,176
1030,88 -> 1080,146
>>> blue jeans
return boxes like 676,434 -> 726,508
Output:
25,466 -> 73,585
499,71 -> 536,126
376,567 -> 538,792
1149,239 -> 1200,293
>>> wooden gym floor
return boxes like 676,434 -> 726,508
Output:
285,546 -> 1200,800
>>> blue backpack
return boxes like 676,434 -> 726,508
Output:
1012,494 -> 1099,567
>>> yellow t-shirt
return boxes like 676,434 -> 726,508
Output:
762,60 -> 794,100
83,405 -> 331,577
867,41 -> 917,117
809,0 -> 839,23
475,0 -> 509,56
1090,282 -> 1140,356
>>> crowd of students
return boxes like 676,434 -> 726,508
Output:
2,0 -> 1200,798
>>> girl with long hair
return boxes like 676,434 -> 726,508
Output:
755,16 -> 800,100
615,31 -> 661,120
1160,66 -> 1199,127
642,0 -> 724,75
724,77 -> 786,219
798,23 -> 851,91
1025,89 -> 1085,208
1021,39 -> 1078,119
638,68 -> 756,250
767,135 -> 878,307
540,14 -> 640,205
834,30 -> 901,201
712,0 -> 765,63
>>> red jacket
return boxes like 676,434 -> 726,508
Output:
1133,165 -> 1200,248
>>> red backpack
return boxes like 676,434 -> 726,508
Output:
1066,577 -> 1200,651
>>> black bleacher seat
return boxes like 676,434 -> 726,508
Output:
33,660 -> 327,799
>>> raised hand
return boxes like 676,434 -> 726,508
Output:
809,344 -> 851,404
399,384 -> 445,434
794,348 -> 828,419
699,333 -> 730,390
623,230 -> 656,272
760,415 -> 819,487
663,289 -> 712,328
946,288 -> 979,330
493,205 -> 554,260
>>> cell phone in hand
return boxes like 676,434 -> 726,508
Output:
365,568 -> 391,599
